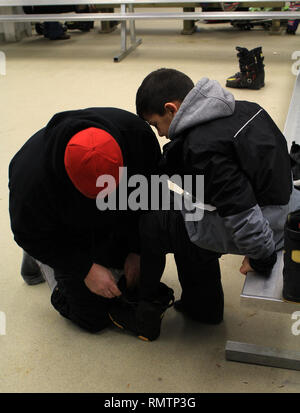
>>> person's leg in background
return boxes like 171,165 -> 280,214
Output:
27,6 -> 72,40
43,22 -> 69,40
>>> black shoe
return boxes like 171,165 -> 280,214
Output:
65,21 -> 93,32
226,46 -> 265,90
174,299 -> 223,324
65,22 -> 81,31
35,23 -> 44,35
286,28 -> 296,34
21,251 -> 45,285
282,209 -> 300,303
109,283 -> 174,341
49,34 -> 71,40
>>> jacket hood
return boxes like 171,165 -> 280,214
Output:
168,78 -> 235,139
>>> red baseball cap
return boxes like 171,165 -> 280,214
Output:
64,127 -> 123,199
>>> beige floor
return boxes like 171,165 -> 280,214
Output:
1,14 -> 300,393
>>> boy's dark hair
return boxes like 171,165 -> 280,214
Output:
136,68 -> 194,118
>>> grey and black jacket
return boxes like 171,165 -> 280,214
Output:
161,78 -> 300,272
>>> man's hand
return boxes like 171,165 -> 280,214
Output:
84,263 -> 121,298
124,253 -> 140,289
239,256 -> 254,275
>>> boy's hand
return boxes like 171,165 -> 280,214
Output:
239,256 -> 254,275
124,253 -> 140,289
84,263 -> 121,298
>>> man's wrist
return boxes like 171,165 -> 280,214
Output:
249,251 -> 277,276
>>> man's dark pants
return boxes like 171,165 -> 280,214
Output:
51,207 -> 224,332
51,235 -> 130,334
51,277 -> 113,333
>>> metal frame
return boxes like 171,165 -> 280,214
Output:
226,73 -> 300,371
226,341 -> 300,371
227,252 -> 300,371
1,10 -> 300,22
239,251 -> 300,314
114,4 -> 142,62
1,1 -> 300,61
284,69 -> 300,151
0,0 -> 291,5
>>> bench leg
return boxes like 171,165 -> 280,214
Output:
100,21 -> 117,34
1,7 -> 17,41
181,8 -> 196,35
1,6 -> 32,42
226,340 -> 300,371
269,7 -> 283,34
98,8 -> 119,33
113,4 -> 142,62
3,22 -> 18,42
0,50 -> 5,75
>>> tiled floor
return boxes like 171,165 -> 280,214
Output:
1,14 -> 300,393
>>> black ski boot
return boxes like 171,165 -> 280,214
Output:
21,251 -> 45,285
282,209 -> 300,303
109,282 -> 174,341
226,46 -> 265,90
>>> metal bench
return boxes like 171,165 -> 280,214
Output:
226,249 -> 300,371
226,72 -> 300,371
1,1 -> 300,61
1,0 -> 204,61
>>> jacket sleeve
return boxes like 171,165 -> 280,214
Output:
185,147 -> 276,261
13,226 -> 94,281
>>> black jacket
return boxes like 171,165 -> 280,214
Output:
162,79 -> 296,272
164,101 -> 292,215
9,107 -> 161,281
